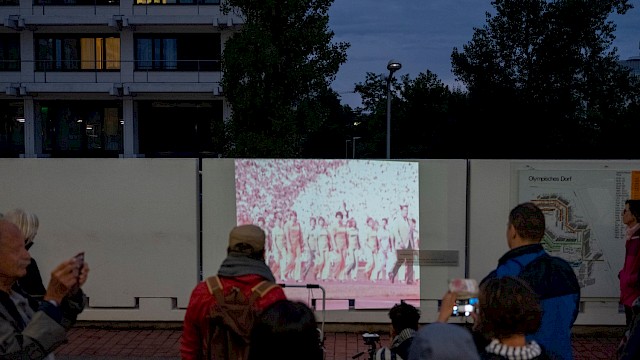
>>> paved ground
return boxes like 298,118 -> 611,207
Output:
53,325 -> 625,360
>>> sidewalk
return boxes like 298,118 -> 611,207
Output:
54,325 -> 623,360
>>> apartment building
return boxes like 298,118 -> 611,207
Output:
619,42 -> 640,78
0,0 -> 237,157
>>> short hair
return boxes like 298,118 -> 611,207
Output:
248,300 -> 323,360
508,202 -> 545,241
476,276 -> 542,340
2,208 -> 39,244
626,200 -> 640,220
388,301 -> 421,333
335,211 -> 343,219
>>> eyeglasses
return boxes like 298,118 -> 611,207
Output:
25,241 -> 33,250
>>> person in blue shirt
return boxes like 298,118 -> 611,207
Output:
480,202 -> 580,360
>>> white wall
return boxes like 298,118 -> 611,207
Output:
0,158 -> 633,324
0,158 -> 198,321
468,160 -> 640,325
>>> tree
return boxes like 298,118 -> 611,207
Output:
451,0 -> 637,158
221,0 -> 349,158
353,71 -> 469,159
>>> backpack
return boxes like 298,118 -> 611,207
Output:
205,275 -> 279,360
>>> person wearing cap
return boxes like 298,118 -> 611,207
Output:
180,224 -> 287,360
408,322 -> 480,360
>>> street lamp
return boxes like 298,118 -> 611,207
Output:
345,139 -> 351,159
352,136 -> 361,159
345,136 -> 362,159
386,59 -> 401,159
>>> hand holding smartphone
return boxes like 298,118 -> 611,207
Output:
74,252 -> 85,275
448,278 -> 479,317
71,252 -> 85,292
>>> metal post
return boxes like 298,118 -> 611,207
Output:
353,136 -> 361,159
345,139 -> 351,159
386,77 -> 392,159
385,60 -> 401,160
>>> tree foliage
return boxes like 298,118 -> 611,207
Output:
353,71 -> 469,158
451,0 -> 638,158
221,0 -> 349,158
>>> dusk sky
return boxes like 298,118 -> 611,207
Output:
328,0 -> 640,108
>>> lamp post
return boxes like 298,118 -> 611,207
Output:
386,60 -> 401,159
352,136 -> 361,159
345,139 -> 351,159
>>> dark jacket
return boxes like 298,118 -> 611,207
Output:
0,285 -> 86,359
17,258 -> 46,299
617,296 -> 640,360
481,244 -> 580,360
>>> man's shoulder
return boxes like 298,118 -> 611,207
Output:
520,253 -> 580,299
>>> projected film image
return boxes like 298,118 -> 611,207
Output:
235,159 -> 419,310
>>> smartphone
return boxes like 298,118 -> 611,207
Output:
452,297 -> 478,317
74,252 -> 85,274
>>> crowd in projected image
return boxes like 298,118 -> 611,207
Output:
235,159 -> 420,310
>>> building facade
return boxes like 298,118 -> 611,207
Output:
619,41 -> 640,78
0,0 -> 236,157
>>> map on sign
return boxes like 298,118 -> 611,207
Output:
519,170 -> 634,298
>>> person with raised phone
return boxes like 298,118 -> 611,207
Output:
0,219 -> 89,359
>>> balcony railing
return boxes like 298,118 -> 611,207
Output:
135,0 -> 220,4
33,0 -> 118,4
0,60 -> 223,83
29,59 -> 220,72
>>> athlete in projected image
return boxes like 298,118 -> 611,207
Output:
303,217 -> 318,281
271,212 -> 287,281
390,205 -> 415,285
284,210 -> 304,282
343,218 -> 361,282
257,216 -> 272,268
332,211 -> 348,281
315,216 -> 333,281
371,219 -> 388,282
378,218 -> 395,282
363,217 -> 378,281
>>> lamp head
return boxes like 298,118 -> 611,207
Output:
387,60 -> 402,73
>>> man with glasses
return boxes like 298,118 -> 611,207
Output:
2,208 -> 46,299
620,199 -> 640,326
0,219 -> 89,358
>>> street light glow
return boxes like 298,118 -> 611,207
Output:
387,60 -> 402,72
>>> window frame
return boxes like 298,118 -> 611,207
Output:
35,35 -> 121,72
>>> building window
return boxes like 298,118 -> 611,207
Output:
38,101 -> 123,157
135,0 -> 219,4
33,0 -> 119,5
0,34 -> 20,71
35,36 -> 120,71
138,100 -> 224,157
0,101 -> 24,157
135,34 -> 220,71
